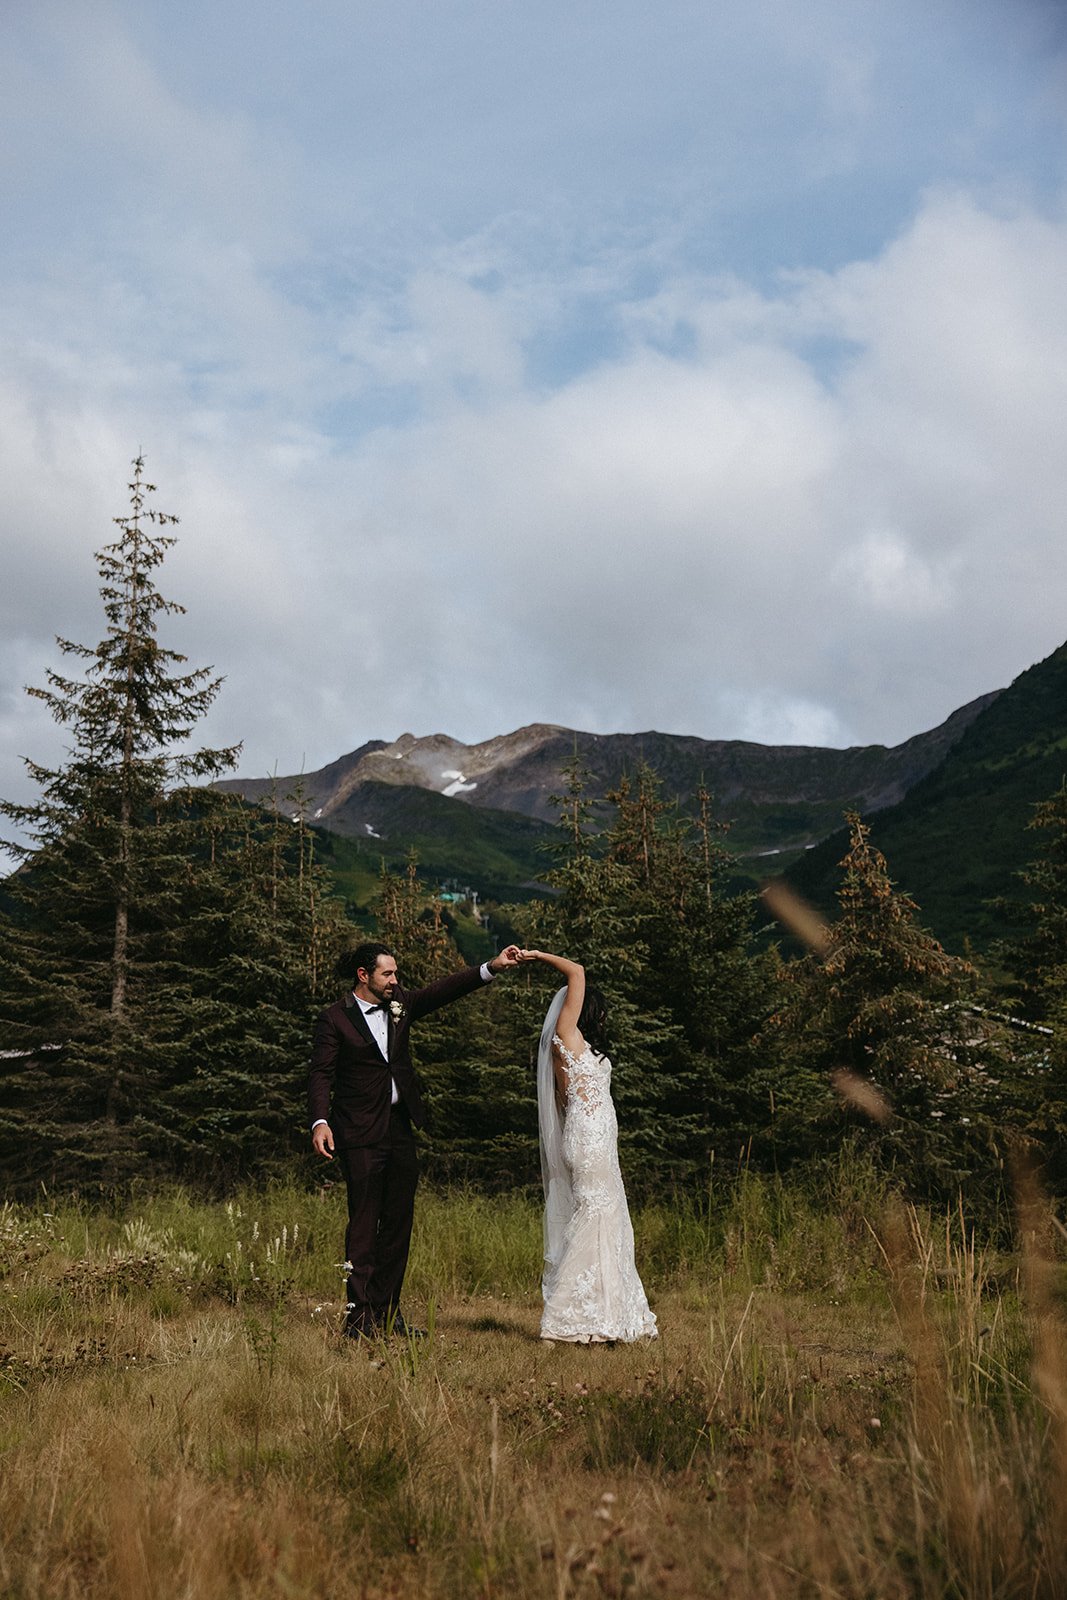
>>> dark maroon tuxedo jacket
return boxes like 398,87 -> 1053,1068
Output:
308,965 -> 487,1147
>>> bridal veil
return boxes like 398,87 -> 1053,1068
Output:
537,987 -> 572,1297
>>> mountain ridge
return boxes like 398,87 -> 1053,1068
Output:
216,639 -> 1067,949
218,693 -> 999,863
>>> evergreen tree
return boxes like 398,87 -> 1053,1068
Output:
769,814 -> 1011,1198
610,773 -> 776,1172
514,761 -> 772,1188
999,780 -> 1067,1022
374,852 -> 460,988
514,760 -> 673,1186
996,780 -> 1067,1185
0,460 -> 348,1189
366,854 -> 540,1186
147,790 -> 350,1176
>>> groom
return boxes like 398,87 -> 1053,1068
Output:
310,941 -> 522,1338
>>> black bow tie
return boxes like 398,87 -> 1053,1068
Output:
365,1002 -> 388,1014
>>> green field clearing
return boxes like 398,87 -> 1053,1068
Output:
1,1177 -> 1065,1598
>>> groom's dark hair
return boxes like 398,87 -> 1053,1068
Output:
338,942 -> 395,985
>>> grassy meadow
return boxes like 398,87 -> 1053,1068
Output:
1,1169 -> 1066,1599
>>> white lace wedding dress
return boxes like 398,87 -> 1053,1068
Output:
538,998 -> 657,1343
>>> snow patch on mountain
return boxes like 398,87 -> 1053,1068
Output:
441,769 -> 478,797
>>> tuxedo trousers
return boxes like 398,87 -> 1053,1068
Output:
339,1104 -> 419,1333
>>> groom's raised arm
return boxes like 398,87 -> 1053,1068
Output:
406,946 -> 522,1021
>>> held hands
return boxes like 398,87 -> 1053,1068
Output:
487,947 -> 582,972
488,944 -> 524,973
501,947 -> 564,966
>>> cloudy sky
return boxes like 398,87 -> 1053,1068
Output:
2,0 -> 1066,806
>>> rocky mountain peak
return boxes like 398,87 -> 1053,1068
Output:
345,723 -> 568,805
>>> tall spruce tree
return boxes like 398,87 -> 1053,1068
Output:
1000,780 -> 1067,1022
997,780 -> 1067,1186
608,770 -> 777,1173
146,788 -> 350,1177
769,814 -> 1011,1198
368,854 -> 540,1186
514,760 -> 772,1188
514,759 -> 674,1187
0,460 -> 347,1188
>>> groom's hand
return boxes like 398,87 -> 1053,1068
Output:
312,1122 -> 335,1159
488,945 -> 522,974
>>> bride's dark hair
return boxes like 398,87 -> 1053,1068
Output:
578,985 -> 610,1057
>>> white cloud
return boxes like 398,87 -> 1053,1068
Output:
830,530 -> 953,617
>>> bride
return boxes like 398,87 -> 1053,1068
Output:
520,950 -> 657,1344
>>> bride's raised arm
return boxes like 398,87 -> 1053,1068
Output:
520,950 -> 586,1059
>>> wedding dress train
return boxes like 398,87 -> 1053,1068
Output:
537,991 -> 657,1343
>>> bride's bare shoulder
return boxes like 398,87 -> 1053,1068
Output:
552,1024 -> 588,1065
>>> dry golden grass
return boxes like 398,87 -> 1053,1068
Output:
1,1177 -> 1064,1599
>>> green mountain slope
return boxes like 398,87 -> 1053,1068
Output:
311,781 -> 556,907
784,642 -> 1067,951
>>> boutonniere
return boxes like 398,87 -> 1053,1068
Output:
389,999 -> 405,1023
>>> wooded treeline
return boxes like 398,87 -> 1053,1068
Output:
1,465 -> 1064,1203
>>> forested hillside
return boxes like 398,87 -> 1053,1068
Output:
787,642 -> 1067,952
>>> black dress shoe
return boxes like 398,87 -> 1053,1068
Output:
389,1315 -> 427,1339
343,1318 -> 381,1341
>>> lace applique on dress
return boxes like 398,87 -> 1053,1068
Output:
553,1033 -> 608,1111
540,1034 -> 657,1345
